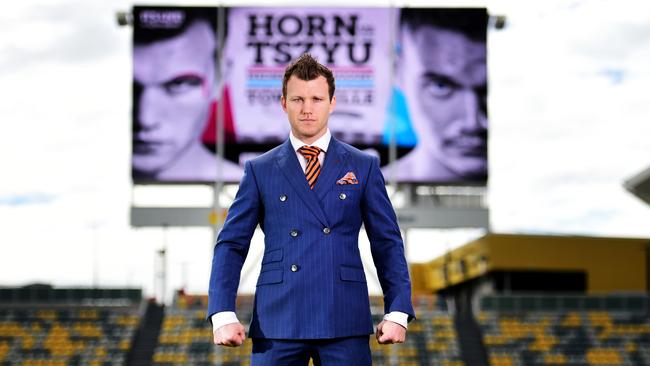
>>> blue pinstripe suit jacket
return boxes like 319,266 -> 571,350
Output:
207,137 -> 415,339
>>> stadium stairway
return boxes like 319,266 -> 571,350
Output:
126,301 -> 165,366
446,286 -> 491,366
455,314 -> 490,366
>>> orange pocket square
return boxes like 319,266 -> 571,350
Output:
336,172 -> 359,185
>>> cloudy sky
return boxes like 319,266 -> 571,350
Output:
1,0 -> 649,300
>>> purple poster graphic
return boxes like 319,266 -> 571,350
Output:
381,8 -> 488,183
225,7 -> 393,148
131,6 -> 488,184
132,6 -> 243,183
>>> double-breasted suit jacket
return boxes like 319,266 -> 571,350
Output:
207,137 -> 415,339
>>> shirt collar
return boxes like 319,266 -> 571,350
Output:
290,129 -> 331,153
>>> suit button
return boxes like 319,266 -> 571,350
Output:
279,194 -> 287,202
291,264 -> 299,272
323,227 -> 331,235
339,193 -> 347,200
290,230 -> 298,237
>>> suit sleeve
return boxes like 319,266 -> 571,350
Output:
206,160 -> 262,323
361,156 -> 416,322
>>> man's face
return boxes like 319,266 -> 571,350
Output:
402,25 -> 487,178
281,75 -> 336,145
132,21 -> 216,174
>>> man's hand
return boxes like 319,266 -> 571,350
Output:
375,320 -> 406,344
213,322 -> 246,347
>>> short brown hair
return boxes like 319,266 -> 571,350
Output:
282,54 -> 335,101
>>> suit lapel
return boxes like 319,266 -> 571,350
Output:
314,138 -> 349,202
276,140 -> 330,227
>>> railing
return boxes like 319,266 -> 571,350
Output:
480,293 -> 650,313
0,286 -> 142,305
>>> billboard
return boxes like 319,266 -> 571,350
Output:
131,6 -> 488,184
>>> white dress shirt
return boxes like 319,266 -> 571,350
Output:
212,129 -> 409,332
289,129 -> 330,171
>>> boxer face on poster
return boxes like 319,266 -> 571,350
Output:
132,20 -> 217,177
399,17 -> 487,180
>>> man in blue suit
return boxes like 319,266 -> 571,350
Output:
207,54 -> 415,365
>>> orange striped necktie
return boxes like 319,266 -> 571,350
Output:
298,145 -> 323,189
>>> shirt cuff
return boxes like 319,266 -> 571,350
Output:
211,311 -> 240,333
383,311 -> 409,329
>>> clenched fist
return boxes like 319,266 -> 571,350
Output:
213,322 -> 246,347
375,320 -> 406,344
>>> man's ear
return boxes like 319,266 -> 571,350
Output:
281,95 -> 287,113
329,95 -> 336,114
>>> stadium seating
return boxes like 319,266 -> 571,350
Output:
478,306 -> 650,365
0,305 -> 140,365
0,286 -> 143,365
152,293 -> 460,366
153,294 -> 251,366
8,287 -> 650,366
